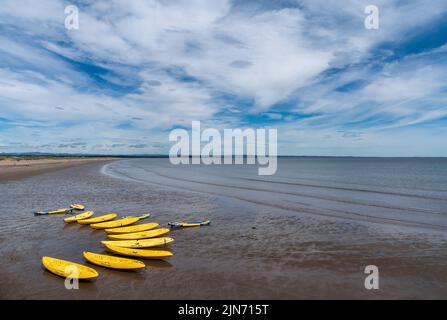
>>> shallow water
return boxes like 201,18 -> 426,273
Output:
1,158 -> 446,299
105,158 -> 447,230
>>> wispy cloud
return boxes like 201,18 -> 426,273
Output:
0,0 -> 446,155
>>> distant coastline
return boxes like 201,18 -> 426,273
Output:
1,153 -> 446,159
0,156 -> 121,181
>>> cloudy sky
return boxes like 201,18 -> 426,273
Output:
0,0 -> 446,156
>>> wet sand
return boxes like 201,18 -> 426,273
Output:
0,159 -> 446,299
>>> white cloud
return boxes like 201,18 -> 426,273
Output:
0,0 -> 446,155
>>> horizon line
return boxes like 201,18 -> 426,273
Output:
1,153 -> 447,159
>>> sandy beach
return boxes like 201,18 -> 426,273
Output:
0,158 -> 446,299
0,157 -> 121,181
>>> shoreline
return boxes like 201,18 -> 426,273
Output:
0,157 -> 122,182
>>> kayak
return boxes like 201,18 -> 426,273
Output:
103,243 -> 173,259
168,220 -> 211,228
101,237 -> 174,248
70,204 -> 85,210
104,222 -> 159,234
83,251 -> 145,270
34,208 -> 74,216
64,211 -> 94,223
78,213 -> 117,225
124,213 -> 150,220
107,228 -> 170,240
90,214 -> 150,229
35,204 -> 86,216
41,256 -> 98,280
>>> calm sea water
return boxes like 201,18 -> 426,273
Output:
104,157 -> 447,231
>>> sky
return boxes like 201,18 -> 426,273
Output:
0,0 -> 446,156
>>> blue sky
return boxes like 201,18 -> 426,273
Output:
0,0 -> 447,156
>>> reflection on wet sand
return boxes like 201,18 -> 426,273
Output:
144,259 -> 173,269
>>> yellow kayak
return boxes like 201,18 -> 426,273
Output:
107,228 -> 170,240
83,251 -> 145,270
35,208 -> 72,215
105,222 -> 159,234
101,237 -> 174,248
124,213 -> 150,220
103,243 -> 173,259
70,204 -> 85,210
168,220 -> 211,228
90,214 -> 150,229
49,208 -> 71,215
64,211 -> 94,223
42,256 -> 99,280
78,213 -> 117,225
